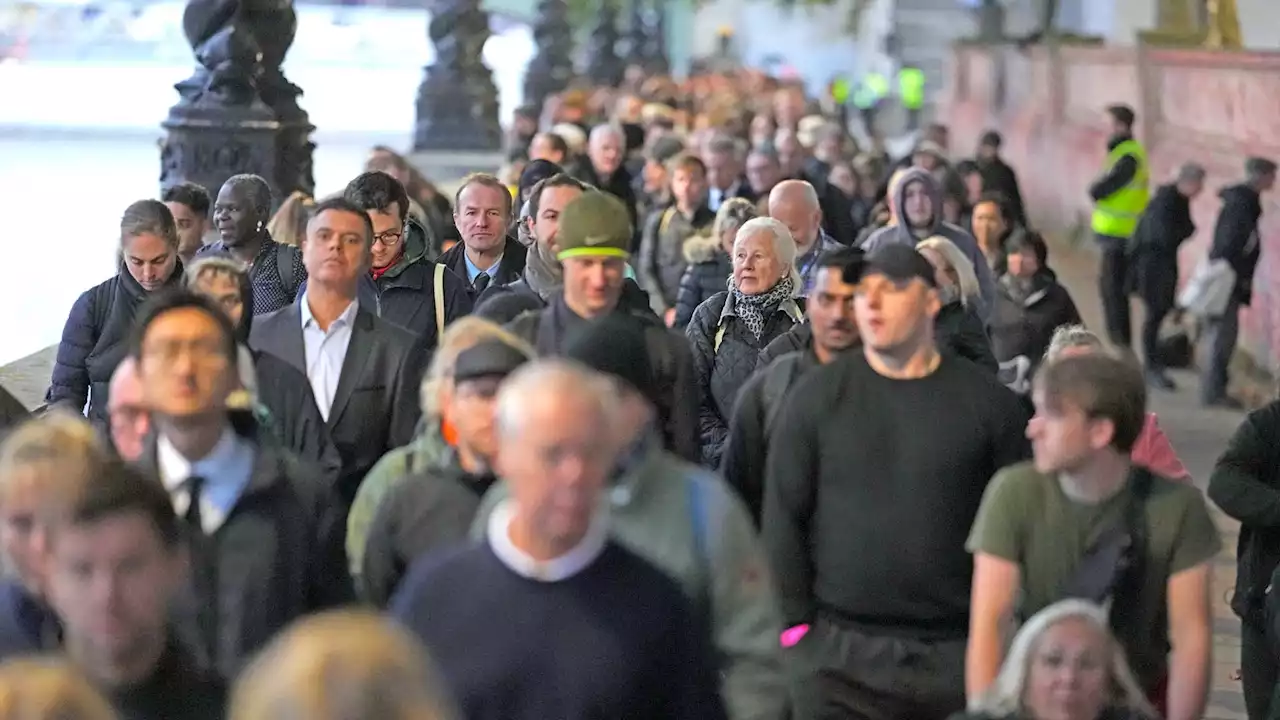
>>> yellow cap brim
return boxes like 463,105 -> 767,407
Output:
556,247 -> 631,261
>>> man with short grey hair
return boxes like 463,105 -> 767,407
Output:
1130,161 -> 1205,390
1201,156 -> 1277,407
704,134 -> 751,211
573,123 -> 638,231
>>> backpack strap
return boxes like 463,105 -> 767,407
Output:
276,245 -> 297,296
433,263 -> 446,343
659,207 -> 677,237
713,322 -> 726,353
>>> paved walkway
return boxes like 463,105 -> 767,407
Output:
1049,240 -> 1248,720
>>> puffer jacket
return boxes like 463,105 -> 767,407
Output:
674,233 -> 731,329
990,271 -> 1082,366
935,300 -> 998,373
46,261 -> 185,429
686,290 -> 805,467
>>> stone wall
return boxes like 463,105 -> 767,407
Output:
943,42 -> 1280,372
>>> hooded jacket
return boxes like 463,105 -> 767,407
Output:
469,434 -> 787,720
365,218 -> 474,346
860,167 -> 997,320
1209,183 -> 1265,305
674,233 -> 732,329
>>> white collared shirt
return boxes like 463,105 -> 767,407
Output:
300,293 -> 358,421
157,427 -> 256,534
487,500 -> 609,582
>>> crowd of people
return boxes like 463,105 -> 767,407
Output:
0,66 -> 1273,720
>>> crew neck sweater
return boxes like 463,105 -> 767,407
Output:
391,540 -> 726,720
763,352 -> 1030,638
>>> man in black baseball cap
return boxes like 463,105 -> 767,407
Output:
766,242 -> 1028,720
358,338 -> 531,606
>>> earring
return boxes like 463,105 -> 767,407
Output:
257,221 -> 264,232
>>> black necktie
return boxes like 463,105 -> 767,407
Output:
473,271 -> 491,292
184,475 -> 205,533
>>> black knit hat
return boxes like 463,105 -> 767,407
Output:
518,159 -> 564,199
564,314 -> 659,407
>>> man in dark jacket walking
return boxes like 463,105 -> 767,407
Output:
130,290 -> 354,679
1130,162 -> 1203,389
506,191 -> 700,463
975,130 -> 1027,228
1202,156 -> 1276,408
343,171 -> 474,348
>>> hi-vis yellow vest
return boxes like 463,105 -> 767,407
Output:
1091,139 -> 1150,239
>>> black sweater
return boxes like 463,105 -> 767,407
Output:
108,640 -> 226,720
391,541 -> 727,720
763,353 -> 1030,636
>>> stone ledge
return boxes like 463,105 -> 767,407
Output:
0,346 -> 56,413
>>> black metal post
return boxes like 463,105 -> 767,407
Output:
648,0 -> 669,75
584,0 -> 623,87
413,0 -> 503,151
522,0 -> 574,111
160,0 -> 314,202
622,0 -> 648,68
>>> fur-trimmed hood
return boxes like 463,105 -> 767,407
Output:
682,232 -> 724,264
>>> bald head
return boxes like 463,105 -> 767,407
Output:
768,180 -> 823,255
108,357 -> 148,462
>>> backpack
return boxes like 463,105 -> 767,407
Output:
276,244 -> 298,296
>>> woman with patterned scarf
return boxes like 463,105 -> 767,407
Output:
685,217 -> 806,468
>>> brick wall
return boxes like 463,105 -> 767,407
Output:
943,42 -> 1280,371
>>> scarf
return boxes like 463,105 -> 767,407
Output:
730,275 -> 795,340
522,241 -> 563,301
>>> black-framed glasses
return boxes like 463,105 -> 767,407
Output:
372,229 -> 403,247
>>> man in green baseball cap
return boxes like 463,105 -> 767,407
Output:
507,190 -> 700,462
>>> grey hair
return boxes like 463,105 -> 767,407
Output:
713,197 -> 759,239
418,317 -> 535,418
970,599 -> 1154,717
1176,162 -> 1205,184
1044,324 -> 1105,362
495,360 -> 617,442
734,217 -> 803,297
749,144 -> 780,165
223,174 -> 274,217
589,123 -> 624,147
917,236 -> 980,308
706,133 -> 743,160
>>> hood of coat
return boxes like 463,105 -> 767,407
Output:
890,167 -> 944,241
375,216 -> 429,281
683,232 -> 725,264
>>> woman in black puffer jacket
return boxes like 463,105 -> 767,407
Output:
46,200 -> 186,430
686,217 -> 805,468
672,198 -> 757,329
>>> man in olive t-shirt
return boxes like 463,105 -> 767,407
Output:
966,353 -> 1220,720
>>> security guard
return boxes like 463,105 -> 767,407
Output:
897,65 -> 925,131
853,71 -> 889,132
1089,103 -> 1150,347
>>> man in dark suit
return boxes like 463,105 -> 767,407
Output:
250,198 -> 426,506
437,173 -> 527,293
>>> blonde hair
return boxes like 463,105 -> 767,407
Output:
0,411 -> 108,510
185,255 -> 249,289
917,236 -> 980,307
713,197 -> 759,239
0,658 -> 117,720
267,191 -> 316,248
419,317 -> 536,417
229,610 -> 459,720
970,599 -> 1154,718
1045,324 -> 1106,362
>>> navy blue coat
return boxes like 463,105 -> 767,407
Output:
0,580 -> 59,660
45,264 -> 185,428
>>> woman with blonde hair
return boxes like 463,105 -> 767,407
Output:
673,197 -> 759,328
953,600 -> 1157,720
265,191 -> 315,248
0,411 -> 108,655
345,317 -> 535,598
917,236 -> 998,372
230,610 -> 459,720
0,658 -> 117,720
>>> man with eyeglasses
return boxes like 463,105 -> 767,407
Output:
130,290 -> 353,679
342,172 -> 474,349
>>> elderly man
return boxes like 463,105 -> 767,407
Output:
767,180 -> 842,295
391,361 -> 726,720
704,134 -> 753,211
572,124 -> 639,231
107,356 -> 148,462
